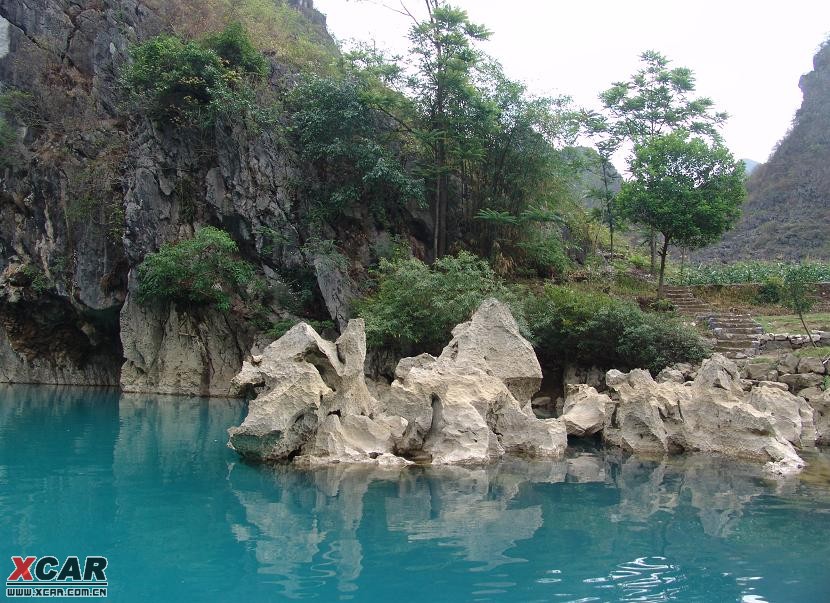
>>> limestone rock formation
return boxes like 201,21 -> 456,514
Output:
0,0 -> 430,392
560,384 -> 610,437
228,299 -> 566,465
810,390 -> 830,446
602,354 -> 811,474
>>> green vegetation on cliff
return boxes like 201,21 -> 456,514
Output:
122,23 -> 270,127
137,227 -> 256,312
697,38 -> 830,261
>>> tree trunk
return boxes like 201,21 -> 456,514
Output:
609,214 -> 614,260
438,169 -> 448,257
657,234 -> 670,297
649,228 -> 656,274
799,312 -> 818,348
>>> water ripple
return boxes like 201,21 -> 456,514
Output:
578,556 -> 685,602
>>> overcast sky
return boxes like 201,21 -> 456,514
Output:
315,0 -> 830,164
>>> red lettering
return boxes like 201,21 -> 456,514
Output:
8,557 -> 35,581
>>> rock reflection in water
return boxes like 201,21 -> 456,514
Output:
226,449 -> 790,598
3,387 -> 829,602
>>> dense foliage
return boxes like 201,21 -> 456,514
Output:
672,261 -> 830,285
289,75 -> 424,225
523,286 -> 711,373
618,130 -> 746,292
137,227 -> 255,312
344,7 -> 582,272
355,252 -> 521,353
122,23 -> 268,127
357,252 -> 709,374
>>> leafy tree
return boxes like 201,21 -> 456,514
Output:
289,75 -> 424,225
122,23 -> 268,127
782,263 -> 818,347
402,1 -> 491,258
600,50 -> 727,143
599,50 -> 728,270
617,130 -> 745,295
344,5 -> 579,269
581,111 -> 622,258
137,226 -> 256,312
355,251 -> 522,353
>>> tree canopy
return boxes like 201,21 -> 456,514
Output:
617,130 -> 746,293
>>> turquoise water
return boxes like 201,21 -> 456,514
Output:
2,385 -> 830,602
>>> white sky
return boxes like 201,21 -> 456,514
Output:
314,0 -> 830,164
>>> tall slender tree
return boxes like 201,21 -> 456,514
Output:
582,111 -> 622,258
599,50 -> 728,271
402,1 -> 491,258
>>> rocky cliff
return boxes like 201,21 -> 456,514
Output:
698,40 -> 830,261
0,0 -> 429,394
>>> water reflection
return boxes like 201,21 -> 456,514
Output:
225,450 -> 825,600
2,386 -> 830,602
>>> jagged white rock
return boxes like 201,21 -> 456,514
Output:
603,354 -> 810,473
228,299 -> 565,465
560,384 -> 610,437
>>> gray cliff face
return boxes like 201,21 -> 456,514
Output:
0,0 -> 427,394
0,0 -> 161,386
697,40 -> 830,261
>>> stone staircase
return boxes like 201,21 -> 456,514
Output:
662,287 -> 712,316
662,286 -> 764,359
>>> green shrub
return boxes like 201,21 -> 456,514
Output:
356,251 -> 522,354
20,264 -> 51,295
523,285 -> 709,373
755,277 -> 783,304
122,24 -> 268,127
516,234 -> 571,278
202,21 -> 268,76
268,318 -> 334,340
137,226 -> 255,312
628,252 -> 651,271
648,298 -> 676,313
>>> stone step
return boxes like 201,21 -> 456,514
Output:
710,322 -> 763,328
715,341 -> 759,349
721,351 -> 756,359
714,344 -> 760,353
715,337 -> 759,344
712,327 -> 764,335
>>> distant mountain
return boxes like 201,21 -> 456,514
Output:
741,158 -> 761,176
697,40 -> 830,261
565,146 -> 623,210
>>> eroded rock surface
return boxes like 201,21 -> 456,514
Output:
602,354 -> 811,474
228,299 -> 565,465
